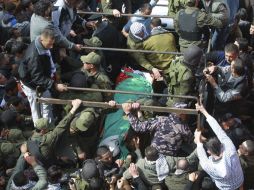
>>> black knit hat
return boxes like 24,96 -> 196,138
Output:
81,159 -> 99,180
183,45 -> 203,66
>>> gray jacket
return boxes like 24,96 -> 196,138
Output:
30,14 -> 74,49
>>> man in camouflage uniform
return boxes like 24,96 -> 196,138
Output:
168,0 -> 188,18
28,99 -> 82,166
80,52 -> 113,101
201,0 -> 229,50
174,0 -> 223,51
121,102 -> 193,156
167,45 -> 203,107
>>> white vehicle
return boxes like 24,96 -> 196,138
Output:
152,0 -> 174,29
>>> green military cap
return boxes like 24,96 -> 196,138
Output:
0,142 -> 20,158
70,108 -> 98,132
34,118 -> 54,130
80,52 -> 101,65
83,37 -> 102,47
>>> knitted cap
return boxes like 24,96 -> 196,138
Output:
183,45 -> 203,66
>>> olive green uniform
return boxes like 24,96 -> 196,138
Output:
165,172 -> 190,190
31,112 -> 75,158
81,68 -> 113,102
174,6 -> 223,51
168,0 -> 188,18
166,56 -> 195,107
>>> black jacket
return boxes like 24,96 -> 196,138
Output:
19,40 -> 55,90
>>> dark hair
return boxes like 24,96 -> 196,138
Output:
201,176 -> 215,190
235,38 -> 248,52
145,146 -> 159,161
237,8 -> 248,20
205,137 -> 222,156
4,78 -> 17,92
47,165 -> 63,184
151,18 -> 162,27
13,171 -> 28,187
96,146 -> 110,158
224,43 -> 239,55
33,0 -> 51,17
4,2 -> 16,13
41,27 -> 55,39
7,96 -> 22,106
140,3 -> 152,13
21,0 -> 32,9
11,41 -> 28,55
232,58 -> 245,76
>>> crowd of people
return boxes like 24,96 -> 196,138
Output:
0,0 -> 254,189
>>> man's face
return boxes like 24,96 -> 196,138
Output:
225,51 -> 238,63
238,141 -> 248,156
83,63 -> 93,71
40,36 -> 55,49
100,151 -> 113,165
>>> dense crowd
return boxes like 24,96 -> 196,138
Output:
0,0 -> 254,189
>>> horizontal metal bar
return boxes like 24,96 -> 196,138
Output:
81,46 -> 183,55
66,87 -> 198,100
77,11 -> 174,19
37,98 -> 198,115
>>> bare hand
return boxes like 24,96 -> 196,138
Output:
69,30 -> 77,37
74,44 -> 83,51
205,74 -> 217,87
115,159 -> 124,167
24,155 -> 37,167
132,137 -> 140,149
55,83 -> 68,92
122,103 -> 132,114
152,68 -> 162,80
250,25 -> 254,35
71,99 -> 82,110
20,143 -> 28,154
108,100 -> 117,107
188,172 -> 198,182
129,163 -> 139,178
113,9 -> 121,17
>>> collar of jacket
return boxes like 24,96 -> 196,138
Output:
34,36 -> 49,55
151,26 -> 168,35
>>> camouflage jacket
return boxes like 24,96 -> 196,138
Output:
127,113 -> 193,156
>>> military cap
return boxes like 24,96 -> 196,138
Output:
80,52 -> 101,65
0,142 -> 20,158
83,37 -> 102,47
183,45 -> 203,66
70,108 -> 97,132
34,118 -> 54,130
88,14 -> 103,21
